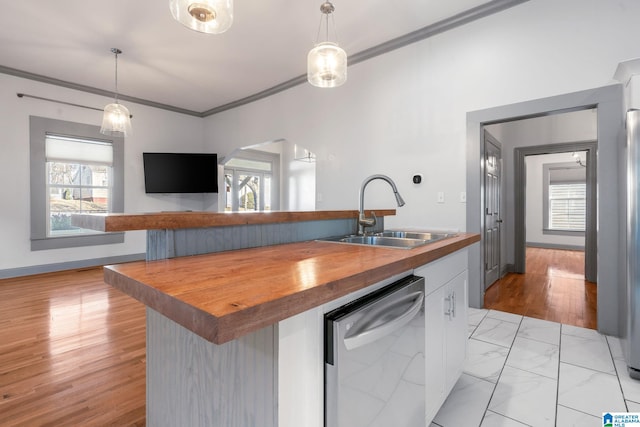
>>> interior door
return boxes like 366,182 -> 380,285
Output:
484,132 -> 502,289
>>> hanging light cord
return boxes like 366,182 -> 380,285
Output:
314,10 -> 324,43
111,48 -> 122,103
315,2 -> 339,44
330,9 -> 339,43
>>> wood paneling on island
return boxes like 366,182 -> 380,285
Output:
146,308 -> 277,427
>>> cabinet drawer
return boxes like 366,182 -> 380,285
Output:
414,249 -> 468,295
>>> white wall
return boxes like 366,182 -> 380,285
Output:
282,144 -> 316,211
525,152 -> 586,248
0,73 -> 207,273
203,0 -> 640,234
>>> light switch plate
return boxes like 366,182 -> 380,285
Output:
437,192 -> 445,203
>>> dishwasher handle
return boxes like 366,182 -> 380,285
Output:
343,291 -> 424,351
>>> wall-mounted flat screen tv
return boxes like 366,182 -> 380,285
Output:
143,152 -> 218,193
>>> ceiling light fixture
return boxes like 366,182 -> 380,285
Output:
307,1 -> 347,88
100,48 -> 132,137
572,151 -> 586,167
169,0 -> 233,34
294,146 -> 317,163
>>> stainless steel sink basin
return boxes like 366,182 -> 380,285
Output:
374,231 -> 456,242
336,235 -> 429,248
317,230 -> 457,249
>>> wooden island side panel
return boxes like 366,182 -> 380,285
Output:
147,309 -> 277,427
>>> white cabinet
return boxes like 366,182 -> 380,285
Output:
415,250 -> 468,424
443,271 -> 468,391
423,285 -> 446,419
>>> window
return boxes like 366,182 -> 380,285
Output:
30,116 -> 124,250
223,150 -> 279,212
548,182 -> 586,231
543,162 -> 586,235
46,135 -> 113,237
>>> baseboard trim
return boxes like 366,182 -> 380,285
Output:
0,253 -> 146,279
526,242 -> 585,251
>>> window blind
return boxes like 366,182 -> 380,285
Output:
45,134 -> 113,166
549,183 -> 586,231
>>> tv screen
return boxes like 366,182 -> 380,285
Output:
143,152 -> 218,193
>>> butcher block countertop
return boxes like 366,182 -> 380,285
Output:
73,209 -> 396,232
105,232 -> 480,344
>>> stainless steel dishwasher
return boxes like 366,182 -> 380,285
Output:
324,275 -> 426,427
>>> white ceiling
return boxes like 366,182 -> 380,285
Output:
0,0 -> 506,115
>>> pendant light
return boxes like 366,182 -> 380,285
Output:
169,0 -> 233,34
307,1 -> 347,88
100,48 -> 132,137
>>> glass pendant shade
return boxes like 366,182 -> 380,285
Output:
170,0 -> 233,34
101,48 -> 131,137
101,103 -> 132,137
307,42 -> 347,88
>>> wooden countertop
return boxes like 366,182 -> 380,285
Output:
105,233 -> 480,344
73,209 -> 396,232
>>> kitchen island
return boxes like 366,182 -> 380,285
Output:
79,211 -> 479,426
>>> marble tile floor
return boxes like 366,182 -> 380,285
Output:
430,308 -> 640,427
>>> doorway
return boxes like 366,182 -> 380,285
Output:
483,141 -> 598,328
513,140 -> 597,283
483,110 -> 598,286
466,84 -> 624,336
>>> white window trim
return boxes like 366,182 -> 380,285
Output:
30,116 -> 125,250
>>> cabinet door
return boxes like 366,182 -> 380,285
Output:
424,286 -> 446,423
444,271 -> 468,395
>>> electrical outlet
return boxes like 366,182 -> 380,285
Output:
437,192 -> 445,203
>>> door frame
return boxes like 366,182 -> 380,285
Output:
513,141 -> 597,282
465,84 -> 624,336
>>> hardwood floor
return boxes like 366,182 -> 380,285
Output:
484,247 -> 597,329
0,267 -> 146,426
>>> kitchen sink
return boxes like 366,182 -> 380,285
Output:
317,230 -> 457,249
375,230 -> 456,242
